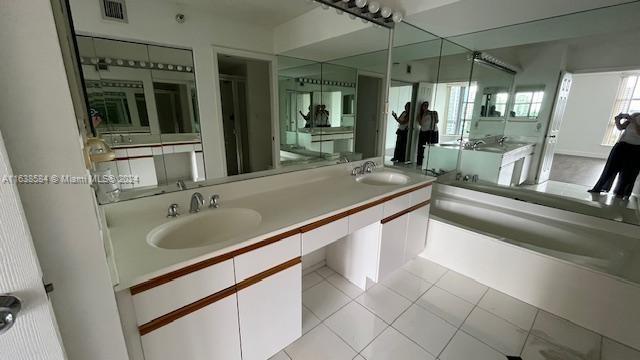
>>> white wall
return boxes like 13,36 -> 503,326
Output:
556,72 -> 622,159
69,0 -> 275,179
0,1 -> 129,359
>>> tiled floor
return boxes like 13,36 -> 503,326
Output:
272,258 -> 640,360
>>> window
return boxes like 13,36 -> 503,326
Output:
513,90 -> 544,118
494,93 -> 509,116
602,75 -> 640,146
444,83 -> 477,136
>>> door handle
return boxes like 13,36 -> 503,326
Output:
0,295 -> 21,336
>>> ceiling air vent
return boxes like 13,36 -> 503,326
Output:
100,0 -> 128,23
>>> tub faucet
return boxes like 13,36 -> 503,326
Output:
189,192 -> 205,213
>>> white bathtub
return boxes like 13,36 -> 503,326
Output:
425,183 -> 640,350
431,183 -> 640,283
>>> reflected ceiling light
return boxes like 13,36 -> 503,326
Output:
348,13 -> 357,19
368,1 -> 380,14
392,11 -> 403,23
361,18 -> 369,23
380,6 -> 392,18
355,0 -> 367,9
321,3 -> 329,9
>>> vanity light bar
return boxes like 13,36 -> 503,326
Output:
296,77 -> 356,88
86,80 -> 144,89
314,0 -> 403,28
80,56 -> 193,73
472,52 -> 520,75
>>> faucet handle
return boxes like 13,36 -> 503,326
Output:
351,166 -> 362,176
209,194 -> 220,208
167,204 -> 179,217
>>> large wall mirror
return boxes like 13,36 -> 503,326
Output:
72,0 -> 392,204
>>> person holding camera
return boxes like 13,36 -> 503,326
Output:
589,112 -> 640,198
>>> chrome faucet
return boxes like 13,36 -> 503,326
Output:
497,136 -> 508,146
464,139 -> 486,150
209,194 -> 220,208
362,161 -> 376,173
167,204 -> 179,217
189,192 -> 205,213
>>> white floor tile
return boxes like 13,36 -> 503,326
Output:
478,289 -> 537,331
303,281 -> 351,320
324,302 -> 387,352
381,269 -> 432,301
302,306 -> 321,335
440,331 -> 505,360
326,274 -> 364,299
462,307 -> 528,355
416,286 -> 474,327
317,266 -> 337,278
602,338 -> 640,360
285,324 -> 356,360
355,285 -> 412,324
521,334 -> 595,360
269,350 -> 290,360
403,257 -> 448,283
392,304 -> 457,357
530,311 -> 601,358
361,327 -> 436,360
303,272 -> 324,291
436,271 -> 488,304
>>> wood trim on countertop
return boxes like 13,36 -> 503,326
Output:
137,257 -> 301,336
381,200 -> 431,224
130,182 -> 432,294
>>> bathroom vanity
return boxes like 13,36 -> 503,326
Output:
104,166 -> 434,360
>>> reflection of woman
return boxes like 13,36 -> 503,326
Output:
299,105 -> 312,128
589,113 -> 640,198
90,108 -> 103,128
391,102 -> 410,162
416,101 -> 439,166
316,104 -> 330,127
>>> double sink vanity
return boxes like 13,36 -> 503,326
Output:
103,164 -> 434,360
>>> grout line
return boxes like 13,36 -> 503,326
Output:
520,309 -> 540,356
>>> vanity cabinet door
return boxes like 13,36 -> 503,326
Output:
378,214 -> 409,281
140,294 -> 242,360
237,262 -> 302,360
404,205 -> 430,262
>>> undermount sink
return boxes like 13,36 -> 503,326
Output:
356,171 -> 409,186
147,208 -> 262,250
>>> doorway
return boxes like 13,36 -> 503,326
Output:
355,74 -> 383,159
217,54 -> 273,176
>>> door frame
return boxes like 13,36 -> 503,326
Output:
211,46 -> 279,175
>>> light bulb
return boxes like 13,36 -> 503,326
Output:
368,1 -> 380,13
321,3 -> 329,9
341,0 -> 350,2
348,13 -> 356,20
361,18 -> 368,24
336,9 -> 343,15
380,6 -> 392,18
355,0 -> 367,9
392,11 -> 404,23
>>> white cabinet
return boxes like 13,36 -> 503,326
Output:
301,217 -> 349,255
140,294 -> 242,360
234,234 -> 301,282
404,205 -> 430,262
377,214 -> 409,281
237,264 -> 302,360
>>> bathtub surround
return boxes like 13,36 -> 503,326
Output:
427,184 -> 640,351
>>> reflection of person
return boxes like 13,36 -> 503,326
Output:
90,108 -> 103,128
489,105 -> 501,117
391,102 -> 410,162
316,104 -> 330,127
589,113 -> 640,198
299,105 -> 312,128
416,101 -> 439,166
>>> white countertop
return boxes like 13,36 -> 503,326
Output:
105,167 -> 434,291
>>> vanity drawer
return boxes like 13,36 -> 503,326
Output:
383,193 -> 412,218
409,185 -> 432,207
234,233 -> 301,282
132,258 -> 235,325
301,217 -> 349,255
349,204 -> 383,233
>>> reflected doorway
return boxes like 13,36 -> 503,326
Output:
219,77 -> 248,176
355,74 -> 382,159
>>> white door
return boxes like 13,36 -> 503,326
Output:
0,133 -> 66,359
536,72 -> 573,183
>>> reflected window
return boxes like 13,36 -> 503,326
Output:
444,83 -> 477,136
494,92 -> 509,116
603,75 -> 640,145
513,90 -> 544,118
